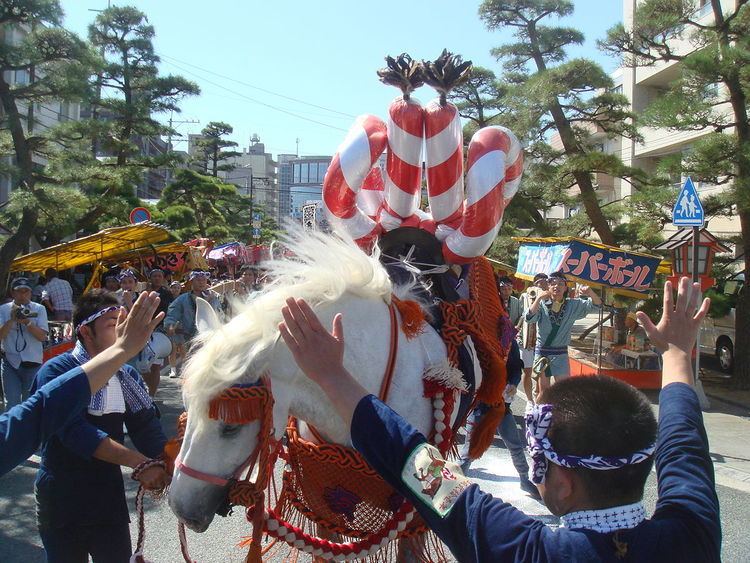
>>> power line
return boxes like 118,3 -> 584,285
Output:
159,58 -> 348,133
157,52 -> 356,119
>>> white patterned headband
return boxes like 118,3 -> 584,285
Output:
117,270 -> 137,282
188,270 -> 211,281
524,403 -> 656,485
76,306 -> 120,335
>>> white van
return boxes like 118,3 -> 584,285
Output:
700,273 -> 741,373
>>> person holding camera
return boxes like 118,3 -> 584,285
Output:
0,278 -> 49,410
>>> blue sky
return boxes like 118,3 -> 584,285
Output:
60,1 -> 623,158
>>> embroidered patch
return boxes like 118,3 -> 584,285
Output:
401,443 -> 470,517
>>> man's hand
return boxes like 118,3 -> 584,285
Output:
535,289 -> 550,301
279,298 -> 344,384
136,465 -> 171,490
636,277 -> 709,355
278,298 -> 368,429
114,292 -> 164,358
121,290 -> 134,310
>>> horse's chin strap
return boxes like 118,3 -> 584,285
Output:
175,444 -> 260,488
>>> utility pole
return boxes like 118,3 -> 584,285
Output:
165,111 -> 199,185
295,137 -> 300,157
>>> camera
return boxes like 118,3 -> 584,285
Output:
14,306 -> 38,320
528,287 -> 538,300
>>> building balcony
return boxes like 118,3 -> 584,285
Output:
633,126 -> 712,158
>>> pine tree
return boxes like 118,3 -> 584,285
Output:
602,0 -> 750,388
194,121 -> 242,177
157,169 -> 238,240
478,0 -> 644,246
0,0 -> 93,286
75,5 -> 199,227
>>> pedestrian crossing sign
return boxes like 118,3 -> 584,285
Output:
672,177 -> 705,227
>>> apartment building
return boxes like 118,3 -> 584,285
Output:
0,24 -> 80,204
618,0 -> 739,246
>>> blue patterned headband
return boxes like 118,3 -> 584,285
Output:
76,306 -> 120,335
524,403 -> 656,485
117,270 -> 137,282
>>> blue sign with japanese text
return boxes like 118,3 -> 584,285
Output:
516,240 -> 661,294
672,177 -> 704,227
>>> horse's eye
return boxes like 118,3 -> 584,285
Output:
221,424 -> 241,437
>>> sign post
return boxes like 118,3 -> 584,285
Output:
672,177 -> 709,410
129,207 -> 152,224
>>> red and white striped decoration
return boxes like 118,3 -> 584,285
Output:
379,97 -> 425,231
356,166 -> 385,221
424,100 -> 464,229
322,115 -> 388,245
442,126 -> 523,264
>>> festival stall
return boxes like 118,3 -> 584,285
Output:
514,236 -> 669,389
10,222 -> 181,360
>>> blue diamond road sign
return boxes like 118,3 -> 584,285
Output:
672,177 -> 705,228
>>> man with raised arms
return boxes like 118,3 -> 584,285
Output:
278,277 -> 720,562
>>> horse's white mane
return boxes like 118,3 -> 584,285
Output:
182,227 -> 397,414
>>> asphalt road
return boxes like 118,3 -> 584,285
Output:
1,376 -> 749,562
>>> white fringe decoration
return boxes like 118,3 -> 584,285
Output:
423,361 -> 467,392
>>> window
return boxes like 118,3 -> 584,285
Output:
610,84 -> 623,95
318,162 -> 329,182
293,163 -> 300,183
697,0 -> 712,18
705,82 -> 720,99
686,245 -> 710,275
13,70 -> 29,85
301,163 -> 309,183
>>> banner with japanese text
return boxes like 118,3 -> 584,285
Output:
516,240 -> 661,295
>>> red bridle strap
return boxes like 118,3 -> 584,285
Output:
378,301 -> 399,403
175,380 -> 272,488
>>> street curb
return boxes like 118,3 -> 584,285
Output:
704,392 -> 750,412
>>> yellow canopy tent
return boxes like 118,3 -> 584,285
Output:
11,223 -> 173,273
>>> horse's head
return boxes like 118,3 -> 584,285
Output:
169,228 -> 398,532
168,298 -> 295,532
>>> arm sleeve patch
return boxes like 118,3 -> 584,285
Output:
401,443 -> 471,517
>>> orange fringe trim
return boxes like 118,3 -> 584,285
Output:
208,386 -> 271,425
392,296 -> 426,339
467,257 -> 509,459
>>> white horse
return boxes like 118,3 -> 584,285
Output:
168,229 -> 479,533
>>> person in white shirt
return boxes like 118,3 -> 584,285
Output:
41,268 -> 74,321
0,278 -> 49,410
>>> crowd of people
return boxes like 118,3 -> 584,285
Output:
0,261 -> 721,562
0,262 -> 270,561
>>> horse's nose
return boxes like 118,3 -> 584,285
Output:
169,493 -> 213,533
180,516 -> 210,533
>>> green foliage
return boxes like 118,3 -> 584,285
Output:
192,121 -> 242,177
602,0 -> 750,386
475,0 -> 659,247
448,66 -> 510,128
86,6 -> 199,166
157,169 -> 278,244
705,288 -> 734,319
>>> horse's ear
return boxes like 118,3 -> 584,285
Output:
195,297 -> 221,333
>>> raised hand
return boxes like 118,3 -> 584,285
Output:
279,298 -> 344,384
115,291 -> 164,357
636,277 -> 710,355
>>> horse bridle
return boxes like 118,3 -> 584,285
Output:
174,378 -> 276,491
174,300 -> 400,496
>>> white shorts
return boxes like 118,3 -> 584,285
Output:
520,346 -> 534,369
